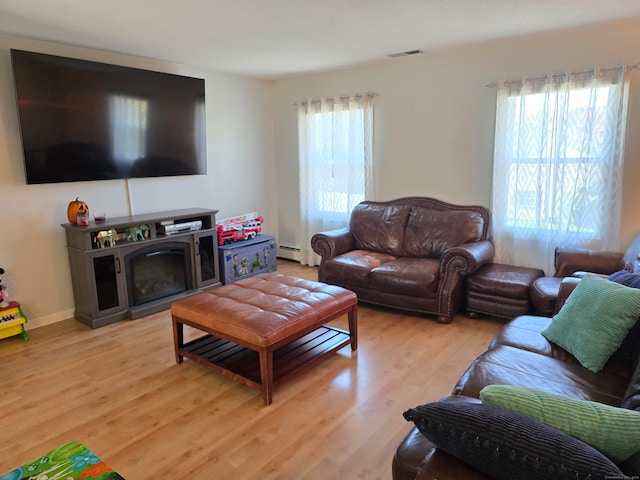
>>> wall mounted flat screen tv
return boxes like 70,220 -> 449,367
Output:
10,49 -> 207,184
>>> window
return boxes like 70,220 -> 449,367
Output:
492,69 -> 628,273
310,108 -> 368,214
502,87 -> 615,234
297,93 -> 375,266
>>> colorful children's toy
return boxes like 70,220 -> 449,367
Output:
216,212 -> 264,245
0,268 -> 28,340
0,301 -> 28,340
0,267 -> 8,308
0,440 -> 123,479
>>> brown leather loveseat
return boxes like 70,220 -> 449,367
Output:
310,197 -> 494,323
393,277 -> 640,479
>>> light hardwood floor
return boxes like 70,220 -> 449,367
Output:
0,260 -> 503,479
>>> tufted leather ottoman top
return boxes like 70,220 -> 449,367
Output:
171,273 -> 357,347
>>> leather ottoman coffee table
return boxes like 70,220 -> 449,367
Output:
171,273 -> 358,405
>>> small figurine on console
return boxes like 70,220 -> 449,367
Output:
0,267 -> 9,308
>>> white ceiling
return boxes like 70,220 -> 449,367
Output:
1,0 -> 640,79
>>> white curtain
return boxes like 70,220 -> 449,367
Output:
297,93 -> 375,266
492,67 -> 629,274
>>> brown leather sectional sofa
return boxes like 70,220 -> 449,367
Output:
311,197 -> 494,323
393,277 -> 640,479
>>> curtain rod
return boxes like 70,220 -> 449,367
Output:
293,92 -> 378,106
486,63 -> 640,88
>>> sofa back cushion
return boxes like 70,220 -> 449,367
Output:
403,207 -> 485,258
350,203 -> 411,256
622,360 -> 640,411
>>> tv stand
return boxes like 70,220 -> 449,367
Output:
62,208 -> 221,328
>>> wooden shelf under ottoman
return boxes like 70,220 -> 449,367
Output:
464,263 -> 545,320
179,326 -> 351,390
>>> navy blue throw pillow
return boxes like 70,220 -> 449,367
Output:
607,269 -> 640,368
608,270 -> 640,289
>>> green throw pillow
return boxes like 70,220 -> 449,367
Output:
480,385 -> 640,462
541,274 -> 640,372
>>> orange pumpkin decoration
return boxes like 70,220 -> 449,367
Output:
67,197 -> 89,224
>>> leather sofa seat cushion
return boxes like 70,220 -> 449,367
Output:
350,203 -> 412,256
489,315 -> 579,361
490,315 -> 636,379
370,257 -> 439,296
403,207 -> 484,258
323,250 -> 397,288
453,345 -> 629,406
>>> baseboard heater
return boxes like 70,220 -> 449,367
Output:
277,245 -> 301,261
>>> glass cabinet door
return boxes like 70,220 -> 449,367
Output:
194,232 -> 219,287
92,253 -> 122,311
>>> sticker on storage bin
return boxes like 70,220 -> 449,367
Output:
219,235 -> 277,284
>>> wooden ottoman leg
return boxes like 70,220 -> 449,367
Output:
348,305 -> 358,351
259,348 -> 274,406
172,315 -> 184,364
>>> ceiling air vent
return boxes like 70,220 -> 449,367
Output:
387,50 -> 424,58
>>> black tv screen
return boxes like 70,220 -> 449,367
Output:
10,49 -> 207,184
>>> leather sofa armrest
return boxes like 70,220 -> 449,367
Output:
414,449 -> 492,480
553,276 -> 581,315
572,271 -> 608,278
437,241 -> 495,322
554,273 -> 611,314
440,240 -> 495,277
554,246 -> 623,277
311,227 -> 355,260
395,396 -> 491,480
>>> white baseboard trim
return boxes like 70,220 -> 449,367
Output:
277,245 -> 301,262
26,309 -> 75,330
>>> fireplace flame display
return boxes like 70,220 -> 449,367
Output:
126,243 -> 193,306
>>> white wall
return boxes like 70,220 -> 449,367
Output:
5,16 -> 640,328
0,34 -> 277,328
273,17 -> 640,257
